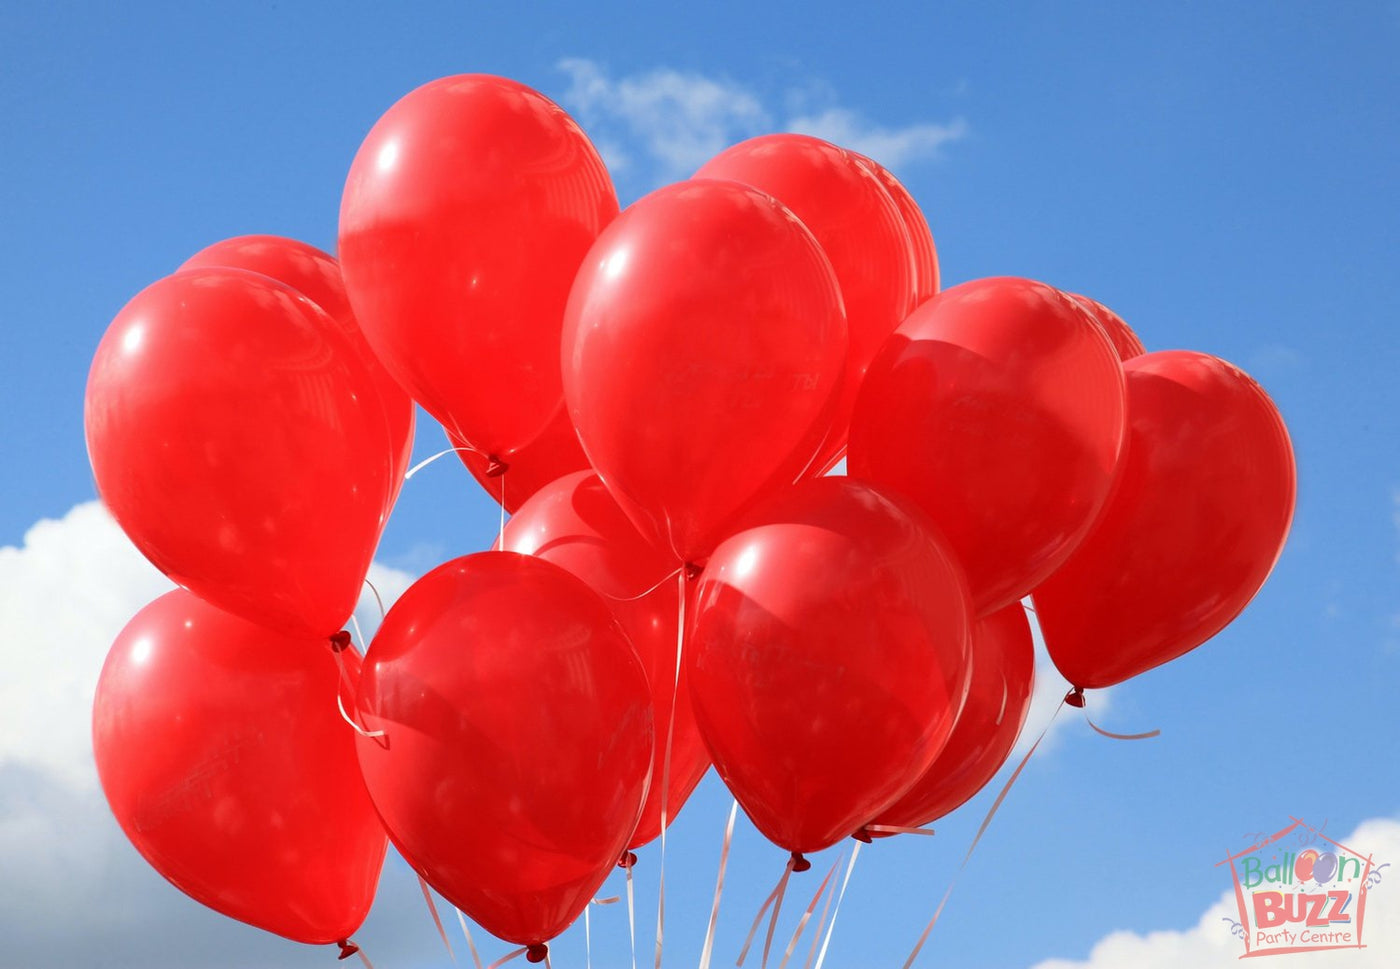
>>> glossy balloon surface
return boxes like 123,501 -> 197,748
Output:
502,471 -> 709,848
563,178 -> 846,563
340,74 -> 617,457
1070,293 -> 1147,361
1034,351 -> 1296,689
354,552 -> 653,946
180,234 -> 415,515
857,154 -> 940,305
93,590 -> 386,944
697,135 -> 916,473
85,268 -> 395,636
688,477 -> 971,853
872,602 -> 1034,828
454,407 -> 590,514
849,276 -> 1127,615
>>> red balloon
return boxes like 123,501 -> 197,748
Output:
339,74 -> 618,459
849,276 -> 1127,616
92,590 -> 387,945
354,552 -> 653,951
687,477 -> 971,854
870,603 -> 1034,830
180,235 -> 416,517
855,154 -> 940,305
501,471 -> 709,848
1070,293 -> 1147,360
696,135 -> 916,474
562,179 -> 847,563
1033,351 -> 1296,689
453,407 -> 590,514
85,268 -> 396,637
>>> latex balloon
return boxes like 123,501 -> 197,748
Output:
453,407 -> 590,514
340,74 -> 618,460
502,471 -> 709,848
855,153 -> 940,304
696,134 -> 916,474
562,178 -> 847,564
180,235 -> 416,517
869,602 -> 1034,830
85,268 -> 396,637
848,276 -> 1127,616
1033,351 -> 1296,689
687,477 -> 972,854
1070,293 -> 1147,361
92,589 -> 386,946
354,552 -> 653,952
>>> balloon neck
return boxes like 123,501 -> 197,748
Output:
335,939 -> 360,961
617,849 -> 638,869
683,561 -> 703,581
485,455 -> 509,477
526,942 -> 549,963
329,630 -> 353,653
1065,686 -> 1087,709
852,827 -> 874,844
789,850 -> 811,873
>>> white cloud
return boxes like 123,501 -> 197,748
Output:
557,58 -> 770,182
554,58 -> 966,193
787,109 -> 969,170
0,501 -> 174,788
0,501 -> 423,968
1029,816 -> 1400,967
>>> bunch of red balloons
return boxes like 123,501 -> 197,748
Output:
83,73 -> 1297,960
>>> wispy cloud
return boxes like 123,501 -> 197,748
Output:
787,109 -> 968,170
1029,815 -> 1400,967
555,58 -> 967,196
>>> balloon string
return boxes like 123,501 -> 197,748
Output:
626,859 -> 637,969
485,947 -> 527,969
698,800 -> 740,969
456,909 -> 487,969
405,446 -> 478,480
652,570 -> 687,969
777,853 -> 842,969
335,693 -> 386,739
363,577 -> 387,620
336,940 -> 376,969
736,858 -> 794,968
1066,688 -> 1162,740
496,472 -> 506,551
809,843 -> 859,969
899,699 -> 1065,969
331,640 -> 385,739
418,875 -> 457,964
585,895 -> 621,969
865,824 -> 934,837
600,566 -> 684,603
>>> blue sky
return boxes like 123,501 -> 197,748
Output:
3,2 -> 1399,967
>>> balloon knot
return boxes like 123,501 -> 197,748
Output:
1065,687 -> 1086,709
485,455 -> 509,477
683,561 -> 703,581
335,939 -> 360,961
526,942 -> 549,963
790,850 -> 811,872
329,630 -> 353,653
617,849 -> 638,869
853,827 -> 874,844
